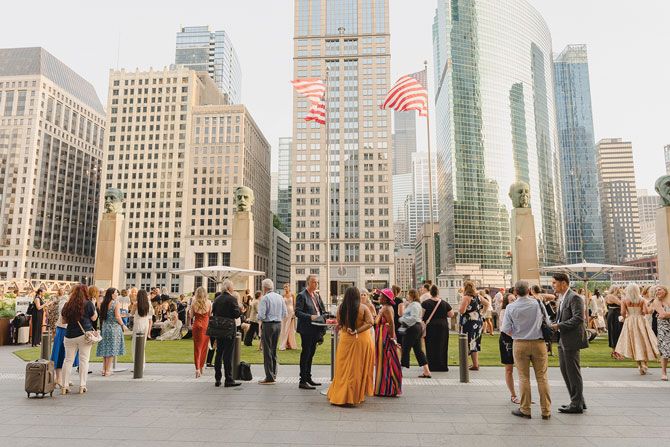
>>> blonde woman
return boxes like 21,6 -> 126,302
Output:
279,284 -> 297,350
653,286 -> 670,381
614,283 -> 659,374
189,287 -> 211,378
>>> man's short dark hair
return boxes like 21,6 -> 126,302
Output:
552,273 -> 570,284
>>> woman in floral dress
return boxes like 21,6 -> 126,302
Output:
459,280 -> 483,371
96,288 -> 127,376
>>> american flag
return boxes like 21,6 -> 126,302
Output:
380,69 -> 429,117
291,78 -> 326,125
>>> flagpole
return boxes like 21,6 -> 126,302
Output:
324,65 -> 331,306
424,60 -> 437,285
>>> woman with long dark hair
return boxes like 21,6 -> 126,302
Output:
61,285 -> 97,394
96,288 -> 127,376
30,289 -> 46,347
374,288 -> 402,397
132,289 -> 153,369
327,287 -> 374,406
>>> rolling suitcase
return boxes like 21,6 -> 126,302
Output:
25,359 -> 55,398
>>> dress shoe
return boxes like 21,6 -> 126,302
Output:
511,409 -> 531,419
224,382 -> 241,388
299,381 -> 316,390
214,381 -> 221,387
306,379 -> 321,387
558,406 -> 583,414
258,379 -> 276,385
561,403 -> 586,410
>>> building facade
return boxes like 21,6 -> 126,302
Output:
268,226 -> 291,288
596,138 -> 641,264
612,256 -> 658,283
414,222 -> 439,285
175,26 -> 242,103
392,171 -> 412,224
0,47 -> 105,282
277,137 -> 292,236
432,0 -> 564,278
394,248 -> 414,292
554,44 -> 605,264
103,67 -> 270,293
291,0 -> 394,295
392,110 -> 416,175
638,189 -> 661,225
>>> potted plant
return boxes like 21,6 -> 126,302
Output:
0,293 -> 16,345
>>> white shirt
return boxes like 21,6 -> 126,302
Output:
419,292 -> 431,303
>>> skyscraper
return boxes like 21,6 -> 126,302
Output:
392,110 -> 416,175
277,137 -> 292,236
104,67 -> 270,292
175,26 -> 242,103
0,47 -> 105,282
637,189 -> 661,226
291,0 -> 394,294
554,44 -> 605,264
596,138 -> 641,263
404,152 -> 438,245
432,0 -> 564,281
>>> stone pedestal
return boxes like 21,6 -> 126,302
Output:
656,207 -> 670,286
510,208 -> 541,284
231,211 -> 254,291
93,213 -> 124,289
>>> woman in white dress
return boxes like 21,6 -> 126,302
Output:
279,284 -> 297,350
156,307 -> 183,341
132,290 -> 154,366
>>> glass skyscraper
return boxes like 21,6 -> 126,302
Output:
277,137 -> 292,237
554,45 -> 605,264
175,26 -> 242,103
432,0 -> 564,280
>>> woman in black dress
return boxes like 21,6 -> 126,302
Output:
606,286 -> 624,359
421,285 -> 454,371
30,289 -> 46,347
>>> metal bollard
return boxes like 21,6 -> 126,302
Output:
40,333 -> 51,360
232,333 -> 242,380
330,328 -> 336,380
133,332 -> 145,379
458,333 -> 469,383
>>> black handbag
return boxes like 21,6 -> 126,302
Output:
537,299 -> 553,343
206,316 -> 236,339
238,361 -> 253,381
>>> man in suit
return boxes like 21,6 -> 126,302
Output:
550,273 -> 589,414
295,274 -> 326,389
212,280 -> 241,388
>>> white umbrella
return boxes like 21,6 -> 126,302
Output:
170,266 -> 265,285
533,262 -> 643,289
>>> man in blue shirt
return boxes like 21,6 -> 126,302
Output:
501,280 -> 552,420
257,278 -> 287,384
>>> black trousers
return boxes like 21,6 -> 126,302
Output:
214,336 -> 235,384
299,331 -> 319,383
558,345 -> 585,408
206,341 -> 215,365
244,322 -> 259,346
401,323 -> 428,368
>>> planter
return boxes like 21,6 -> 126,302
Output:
0,318 -> 9,346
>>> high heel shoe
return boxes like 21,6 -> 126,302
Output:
61,387 -> 70,395
79,386 -> 87,394
195,370 -> 202,378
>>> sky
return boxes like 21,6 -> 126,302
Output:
1,0 -> 668,191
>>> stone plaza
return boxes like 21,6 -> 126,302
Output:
1,346 -> 668,447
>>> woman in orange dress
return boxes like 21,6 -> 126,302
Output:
189,287 -> 211,378
327,287 -> 375,406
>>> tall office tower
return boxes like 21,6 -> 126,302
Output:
432,0 -> 564,282
175,26 -> 242,103
392,172 -> 412,221
392,110 -> 416,175
104,67 -> 270,292
271,172 -> 279,213
291,0 -> 394,294
637,189 -> 661,225
665,144 -> 670,175
404,152 -> 438,244
394,248 -> 414,292
268,226 -> 291,287
277,137 -> 292,236
554,44 -> 605,264
0,47 -> 105,282
596,138 -> 641,264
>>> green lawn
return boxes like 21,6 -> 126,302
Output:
13,333 -> 653,367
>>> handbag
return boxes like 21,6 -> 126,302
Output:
206,315 -> 236,339
78,322 -> 102,345
537,299 -> 553,343
421,300 -> 442,338
238,361 -> 253,381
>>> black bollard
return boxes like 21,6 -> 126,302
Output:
232,333 -> 242,380
40,333 -> 51,360
330,328 -> 336,380
133,333 -> 145,379
458,333 -> 469,383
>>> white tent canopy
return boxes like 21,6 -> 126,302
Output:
532,262 -> 643,286
170,266 -> 265,284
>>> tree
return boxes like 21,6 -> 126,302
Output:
272,213 -> 284,232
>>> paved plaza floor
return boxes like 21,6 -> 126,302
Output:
1,346 -> 668,446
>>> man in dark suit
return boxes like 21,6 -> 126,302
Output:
295,274 -> 326,390
550,273 -> 589,414
212,280 -> 241,388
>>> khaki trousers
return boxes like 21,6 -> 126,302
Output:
513,339 -> 551,416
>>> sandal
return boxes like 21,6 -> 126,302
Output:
468,366 -> 479,371
661,375 -> 668,381
418,374 -> 432,379
510,396 -> 520,404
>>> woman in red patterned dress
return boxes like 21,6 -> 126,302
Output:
374,288 -> 402,397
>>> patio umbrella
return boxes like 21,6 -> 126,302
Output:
533,262 -> 643,290
170,266 -> 265,285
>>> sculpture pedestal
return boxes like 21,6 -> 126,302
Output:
231,211 -> 254,291
656,207 -> 670,286
510,208 -> 541,284
93,213 -> 124,289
